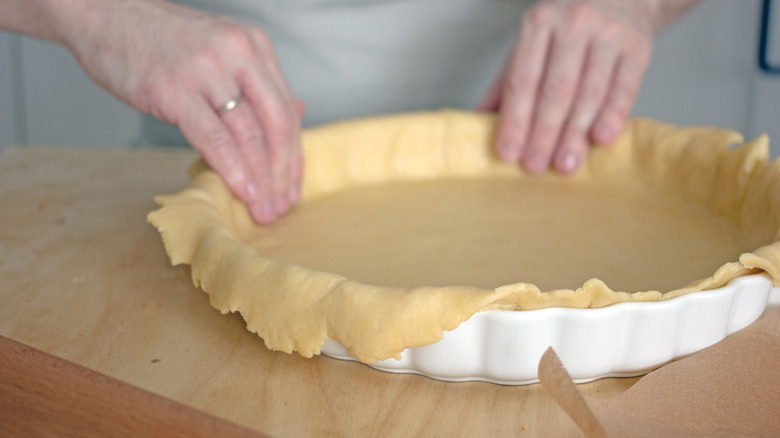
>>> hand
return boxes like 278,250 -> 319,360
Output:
479,0 -> 656,174
66,0 -> 303,224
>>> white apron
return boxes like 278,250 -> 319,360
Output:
140,0 -> 529,145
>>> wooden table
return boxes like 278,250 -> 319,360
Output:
0,147 -> 638,437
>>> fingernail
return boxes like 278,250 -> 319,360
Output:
559,152 -> 580,174
259,201 -> 274,222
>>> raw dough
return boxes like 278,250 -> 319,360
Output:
246,177 -> 742,293
148,110 -> 780,363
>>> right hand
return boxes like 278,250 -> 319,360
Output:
66,0 -> 303,224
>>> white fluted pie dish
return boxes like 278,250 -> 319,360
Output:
322,273 -> 774,385
149,112 -> 780,382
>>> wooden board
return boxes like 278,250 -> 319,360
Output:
0,335 -> 268,437
0,147 -> 638,437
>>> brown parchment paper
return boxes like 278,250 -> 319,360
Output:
539,307 -> 780,437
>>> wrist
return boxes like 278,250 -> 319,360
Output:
644,0 -> 701,32
49,0 -> 115,53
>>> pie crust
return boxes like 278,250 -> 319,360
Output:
148,110 -> 780,364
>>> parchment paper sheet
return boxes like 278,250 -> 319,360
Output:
540,307 -> 780,437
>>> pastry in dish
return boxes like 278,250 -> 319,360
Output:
148,110 -> 780,364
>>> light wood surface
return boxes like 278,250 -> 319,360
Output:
0,147 -> 638,437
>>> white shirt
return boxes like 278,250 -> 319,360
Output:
141,0 -> 530,145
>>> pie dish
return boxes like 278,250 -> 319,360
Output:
148,110 -> 780,382
321,273 -> 773,384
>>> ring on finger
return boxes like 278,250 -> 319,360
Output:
215,95 -> 244,116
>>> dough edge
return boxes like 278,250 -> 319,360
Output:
148,110 -> 780,363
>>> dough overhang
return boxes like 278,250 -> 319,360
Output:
148,110 -> 780,363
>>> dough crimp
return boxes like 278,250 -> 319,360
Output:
149,110 -> 780,363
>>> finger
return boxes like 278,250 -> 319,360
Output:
553,42 -> 619,173
238,66 -> 301,216
523,32 -> 588,174
290,98 -> 305,204
495,18 -> 552,163
178,96 -> 258,207
218,98 -> 278,224
289,150 -> 304,204
293,98 -> 307,118
248,28 -> 292,98
193,50 -> 282,224
251,28 -> 304,207
591,46 -> 650,146
246,27 -> 303,124
235,29 -> 302,216
250,31 -> 304,206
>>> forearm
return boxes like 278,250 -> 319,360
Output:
0,0 -> 180,55
648,0 -> 701,31
0,0 -> 96,46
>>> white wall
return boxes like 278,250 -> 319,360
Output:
0,31 -> 142,150
636,1 -> 758,131
634,0 -> 780,157
1,0 -> 779,156
748,0 -> 780,151
0,32 -> 20,151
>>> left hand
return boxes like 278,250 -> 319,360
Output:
478,0 -> 656,174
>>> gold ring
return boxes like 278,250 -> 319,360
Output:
216,95 -> 243,116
